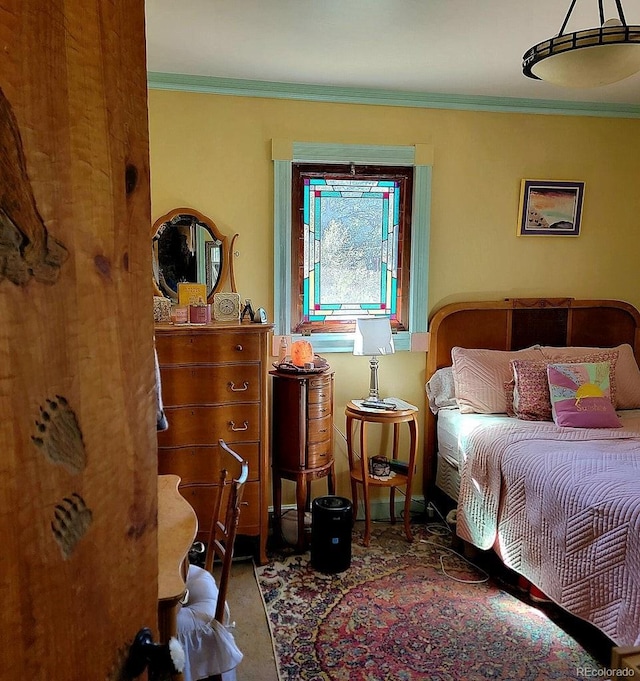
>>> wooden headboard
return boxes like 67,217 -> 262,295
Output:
423,297 -> 640,493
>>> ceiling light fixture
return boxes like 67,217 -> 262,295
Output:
523,0 -> 640,87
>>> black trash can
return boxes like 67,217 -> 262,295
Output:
311,496 -> 352,573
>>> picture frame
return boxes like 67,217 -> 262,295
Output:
517,180 -> 585,237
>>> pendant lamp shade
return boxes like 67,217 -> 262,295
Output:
523,3 -> 640,87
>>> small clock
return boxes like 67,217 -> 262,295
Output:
253,307 -> 268,324
213,292 -> 241,321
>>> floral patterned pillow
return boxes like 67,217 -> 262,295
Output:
548,362 -> 621,428
504,379 -> 515,417
511,360 -> 554,421
510,350 -> 618,422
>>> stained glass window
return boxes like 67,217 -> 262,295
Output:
292,164 -> 412,334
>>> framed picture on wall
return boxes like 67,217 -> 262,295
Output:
517,179 -> 585,237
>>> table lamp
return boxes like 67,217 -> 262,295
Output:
353,317 -> 395,405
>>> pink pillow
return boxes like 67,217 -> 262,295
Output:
451,346 -> 544,414
541,344 -> 640,409
547,362 -> 621,428
510,350 -> 618,421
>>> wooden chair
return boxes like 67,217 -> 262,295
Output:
176,439 -> 249,681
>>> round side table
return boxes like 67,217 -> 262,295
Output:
345,401 -> 418,547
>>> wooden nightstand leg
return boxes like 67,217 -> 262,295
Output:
390,422 -> 400,524
360,421 -> 372,547
403,494 -> 413,542
362,497 -> 371,546
272,473 -> 283,543
350,479 -> 359,527
403,415 -> 418,543
296,472 -> 308,551
346,414 -> 359,526
305,479 -> 312,512
389,487 -> 396,524
328,461 -> 336,495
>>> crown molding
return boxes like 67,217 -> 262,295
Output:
147,71 -> 640,119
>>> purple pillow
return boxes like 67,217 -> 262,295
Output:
547,362 -> 621,429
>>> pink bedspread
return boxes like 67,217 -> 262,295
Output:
456,415 -> 640,646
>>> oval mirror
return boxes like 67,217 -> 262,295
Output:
152,208 -> 229,303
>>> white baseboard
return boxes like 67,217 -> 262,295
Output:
270,495 -> 426,523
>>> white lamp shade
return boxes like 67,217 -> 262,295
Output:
524,21 -> 640,88
531,40 -> 640,87
353,317 -> 394,356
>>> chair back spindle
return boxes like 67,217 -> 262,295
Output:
203,439 -> 249,624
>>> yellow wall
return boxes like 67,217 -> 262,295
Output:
148,89 -> 640,504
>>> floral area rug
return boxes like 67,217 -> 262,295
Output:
255,523 -> 605,681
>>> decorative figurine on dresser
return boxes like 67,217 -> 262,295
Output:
152,207 -> 273,564
270,340 -> 336,551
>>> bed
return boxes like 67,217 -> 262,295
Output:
423,297 -> 640,647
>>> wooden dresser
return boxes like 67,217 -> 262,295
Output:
270,370 -> 335,550
155,321 -> 273,565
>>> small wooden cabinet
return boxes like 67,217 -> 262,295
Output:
270,370 -> 336,550
155,321 -> 272,564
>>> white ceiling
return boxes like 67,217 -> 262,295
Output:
144,0 -> 640,105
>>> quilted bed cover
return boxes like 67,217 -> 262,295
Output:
456,414 -> 640,646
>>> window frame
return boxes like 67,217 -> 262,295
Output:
273,141 -> 432,353
292,163 -> 413,336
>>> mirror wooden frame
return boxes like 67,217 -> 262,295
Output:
152,207 -> 231,304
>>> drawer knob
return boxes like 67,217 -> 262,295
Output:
229,420 -> 249,432
235,344 -> 243,352
229,381 -> 249,392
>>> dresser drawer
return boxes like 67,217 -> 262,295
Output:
159,364 -> 261,405
307,374 -> 333,404
158,404 -> 260,446
307,415 -> 332,443
307,400 -> 331,419
179,480 -> 261,540
307,440 -> 332,469
156,331 -> 260,364
158,443 -> 260,483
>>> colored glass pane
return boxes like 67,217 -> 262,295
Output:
301,177 -> 400,323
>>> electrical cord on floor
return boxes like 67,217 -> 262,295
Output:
420,500 -> 489,585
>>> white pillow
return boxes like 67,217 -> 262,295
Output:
426,366 -> 457,414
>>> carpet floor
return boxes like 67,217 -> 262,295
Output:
255,521 -> 612,681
